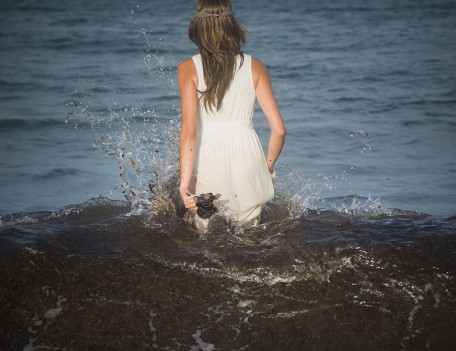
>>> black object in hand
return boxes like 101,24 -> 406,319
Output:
194,193 -> 221,219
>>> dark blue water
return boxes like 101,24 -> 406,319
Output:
0,0 -> 455,216
1,1 -> 456,350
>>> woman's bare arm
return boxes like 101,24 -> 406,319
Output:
252,58 -> 286,173
177,58 -> 199,212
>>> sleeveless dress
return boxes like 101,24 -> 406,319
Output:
190,54 -> 274,229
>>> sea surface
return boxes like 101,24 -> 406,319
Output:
1,0 -> 456,350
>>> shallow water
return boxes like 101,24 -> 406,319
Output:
1,0 -> 456,349
1,197 -> 456,350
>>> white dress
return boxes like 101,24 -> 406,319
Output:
190,54 -> 274,228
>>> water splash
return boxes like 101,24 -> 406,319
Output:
63,33 -> 401,232
65,33 -> 181,218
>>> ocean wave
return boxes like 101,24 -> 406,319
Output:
15,2 -> 66,13
1,212 -> 454,350
0,79 -> 42,92
32,168 -> 84,181
0,196 -> 129,229
0,118 -> 64,131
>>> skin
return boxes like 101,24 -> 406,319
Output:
178,56 -> 286,213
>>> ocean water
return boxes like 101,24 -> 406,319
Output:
1,0 -> 456,350
1,0 -> 455,216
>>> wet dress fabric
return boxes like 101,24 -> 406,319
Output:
190,54 -> 274,228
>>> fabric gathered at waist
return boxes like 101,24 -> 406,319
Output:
198,119 -> 253,132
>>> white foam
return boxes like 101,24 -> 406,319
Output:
149,310 -> 158,346
43,296 -> 66,320
274,310 -> 310,318
190,330 -> 215,351
22,339 -> 36,351
229,285 -> 244,295
237,300 -> 256,309
22,339 -> 61,351
341,256 -> 355,269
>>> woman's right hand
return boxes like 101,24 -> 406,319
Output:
179,188 -> 198,212
269,168 -> 277,180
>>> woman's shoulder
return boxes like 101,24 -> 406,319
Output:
250,56 -> 269,87
250,56 -> 267,71
179,54 -> 202,73
177,57 -> 198,85
178,56 -> 198,72
179,56 -> 196,69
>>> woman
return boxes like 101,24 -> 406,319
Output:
178,0 -> 285,233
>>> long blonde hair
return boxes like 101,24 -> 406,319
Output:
188,0 -> 246,112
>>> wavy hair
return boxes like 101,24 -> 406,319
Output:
188,0 -> 246,112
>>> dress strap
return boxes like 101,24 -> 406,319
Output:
191,54 -> 205,91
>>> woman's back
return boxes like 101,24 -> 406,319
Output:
190,53 -> 274,229
178,0 -> 285,233
193,54 -> 255,125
